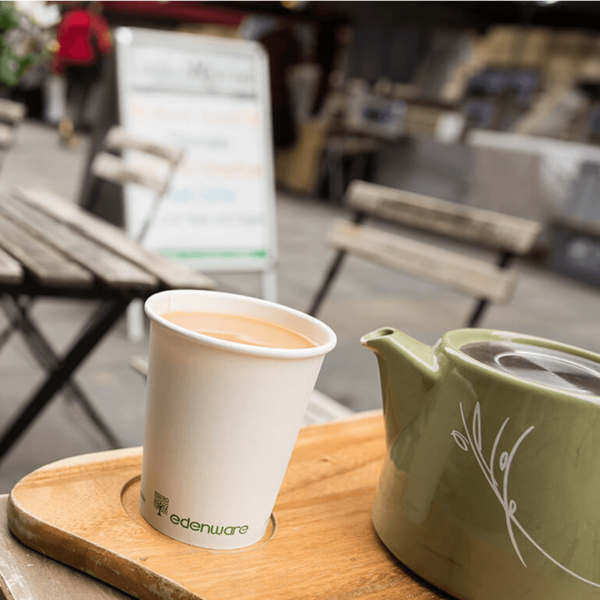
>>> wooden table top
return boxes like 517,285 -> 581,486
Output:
0,187 -> 214,294
6,412 -> 450,600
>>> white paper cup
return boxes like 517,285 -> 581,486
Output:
140,290 -> 337,549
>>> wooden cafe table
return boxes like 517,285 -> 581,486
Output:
0,411 -> 450,600
0,186 -> 214,460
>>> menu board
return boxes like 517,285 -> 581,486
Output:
114,27 -> 277,275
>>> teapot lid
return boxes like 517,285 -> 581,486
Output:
460,340 -> 600,397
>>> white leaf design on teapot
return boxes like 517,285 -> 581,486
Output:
452,402 -> 600,588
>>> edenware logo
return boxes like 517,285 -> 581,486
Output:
148,490 -> 249,536
170,514 -> 249,536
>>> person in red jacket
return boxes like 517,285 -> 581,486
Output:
51,1 -> 112,142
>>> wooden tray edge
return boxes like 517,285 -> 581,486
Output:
7,456 -> 198,600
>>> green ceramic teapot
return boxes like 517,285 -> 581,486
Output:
362,327 -> 600,600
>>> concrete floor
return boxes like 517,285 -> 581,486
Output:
0,120 -> 599,493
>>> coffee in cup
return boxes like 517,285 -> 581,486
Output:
161,311 -> 318,349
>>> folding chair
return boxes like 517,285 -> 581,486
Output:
309,180 -> 543,327
90,126 -> 184,243
88,127 -> 185,341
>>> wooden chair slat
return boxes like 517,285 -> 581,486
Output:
553,214 -> 600,236
0,244 -> 22,285
0,195 -> 158,289
0,213 -> 93,288
91,152 -> 168,194
13,187 -> 214,290
347,180 -> 543,255
105,126 -> 184,165
0,99 -> 26,124
329,221 -> 518,304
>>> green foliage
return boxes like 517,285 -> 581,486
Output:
0,3 -> 20,32
0,2 -> 49,88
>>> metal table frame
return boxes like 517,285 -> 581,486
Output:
0,279 -> 156,461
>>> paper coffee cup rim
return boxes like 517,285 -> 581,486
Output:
144,290 -> 337,359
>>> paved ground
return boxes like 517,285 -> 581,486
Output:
0,120 -> 599,492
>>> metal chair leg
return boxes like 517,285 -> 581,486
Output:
308,249 -> 348,318
464,252 -> 515,328
308,211 -> 366,317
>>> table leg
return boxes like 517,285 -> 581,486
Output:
0,295 -> 131,461
0,297 -> 31,353
0,297 -> 120,448
0,316 -> 18,352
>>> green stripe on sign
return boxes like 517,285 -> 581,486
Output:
160,249 -> 268,259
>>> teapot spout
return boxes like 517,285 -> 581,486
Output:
361,328 -> 441,446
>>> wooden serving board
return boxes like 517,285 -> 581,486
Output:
7,413 -> 449,600
0,495 -> 133,600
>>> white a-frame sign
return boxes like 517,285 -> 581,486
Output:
115,27 -> 278,317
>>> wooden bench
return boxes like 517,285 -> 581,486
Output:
309,180 -> 543,327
